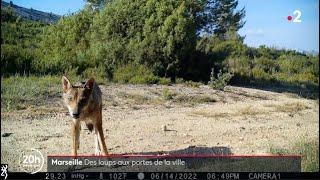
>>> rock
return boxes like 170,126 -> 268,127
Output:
2,133 -> 13,137
163,125 -> 168,131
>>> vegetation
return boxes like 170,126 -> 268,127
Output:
209,68 -> 233,90
113,63 -> 158,84
1,0 -> 319,97
162,88 -> 175,100
270,139 -> 319,172
1,7 -> 46,75
1,76 -> 61,111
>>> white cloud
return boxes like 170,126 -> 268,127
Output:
244,28 -> 265,36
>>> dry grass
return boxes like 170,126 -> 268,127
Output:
174,94 -> 216,105
191,106 -> 265,119
161,88 -> 216,105
237,106 -> 262,116
183,81 -> 202,88
1,76 -> 61,112
270,139 -> 319,172
224,88 -> 269,100
269,102 -> 310,113
162,88 -> 177,100
117,91 -> 164,105
191,102 -> 311,119
190,111 -> 229,119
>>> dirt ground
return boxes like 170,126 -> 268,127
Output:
1,84 -> 319,171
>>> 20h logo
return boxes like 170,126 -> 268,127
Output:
19,149 -> 44,174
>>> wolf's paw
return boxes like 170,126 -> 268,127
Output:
95,150 -> 101,156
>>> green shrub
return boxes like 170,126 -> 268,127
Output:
113,63 -> 158,84
174,95 -> 216,104
254,56 -> 279,74
162,88 -> 175,100
64,68 -> 81,83
176,78 -> 185,84
251,67 -> 272,80
270,139 -> 319,172
83,66 -> 106,84
226,56 -> 252,77
209,68 -> 233,90
158,78 -> 171,85
1,75 -> 61,111
129,75 -> 158,84
184,80 -> 202,88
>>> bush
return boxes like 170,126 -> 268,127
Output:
162,88 -> 175,100
226,56 -> 252,77
36,8 -> 94,74
158,78 -> 171,85
1,75 -> 61,111
209,68 -> 233,90
251,67 -> 272,80
184,80 -> 202,88
270,139 -> 319,172
1,44 -> 34,75
176,78 -> 185,84
113,63 -> 158,84
254,56 -> 279,74
83,66 -> 106,84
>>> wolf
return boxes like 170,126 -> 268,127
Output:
61,76 -> 108,156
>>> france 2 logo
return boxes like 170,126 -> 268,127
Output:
287,10 -> 302,23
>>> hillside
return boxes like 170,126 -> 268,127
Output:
1,1 -> 60,24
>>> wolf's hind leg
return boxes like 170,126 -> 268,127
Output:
94,128 -> 101,155
96,123 -> 108,155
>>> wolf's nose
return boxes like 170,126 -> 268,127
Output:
72,113 -> 80,119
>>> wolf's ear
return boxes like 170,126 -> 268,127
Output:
84,78 -> 95,90
62,76 -> 71,92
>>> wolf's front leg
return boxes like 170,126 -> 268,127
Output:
72,120 -> 80,156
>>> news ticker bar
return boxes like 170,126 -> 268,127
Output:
47,156 -> 301,172
4,172 -> 319,180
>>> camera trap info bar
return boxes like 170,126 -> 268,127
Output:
47,154 -> 301,172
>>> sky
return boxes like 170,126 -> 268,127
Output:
4,0 -> 319,53
237,0 -> 319,53
5,0 -> 86,15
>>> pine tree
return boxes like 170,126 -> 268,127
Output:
203,0 -> 245,39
